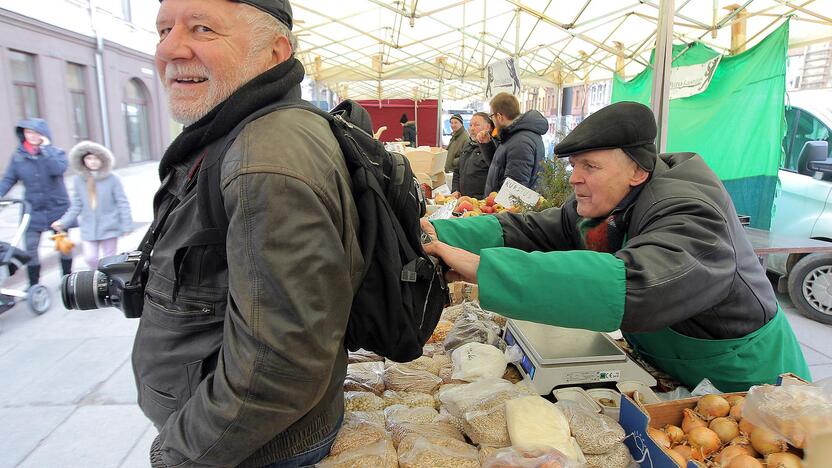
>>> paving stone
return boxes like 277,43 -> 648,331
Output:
119,425 -> 156,468
18,405 -> 149,468
0,405 -> 75,468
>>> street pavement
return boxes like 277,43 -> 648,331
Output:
0,161 -> 830,467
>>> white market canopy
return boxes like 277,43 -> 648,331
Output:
291,0 -> 832,100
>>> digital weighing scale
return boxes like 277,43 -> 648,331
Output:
504,319 -> 657,396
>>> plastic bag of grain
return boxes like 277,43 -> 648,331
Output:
316,438 -> 397,468
344,391 -> 385,412
329,412 -> 389,457
462,388 -> 524,446
584,443 -> 634,468
505,396 -> 582,461
383,404 -> 438,431
443,312 -> 505,353
481,446 -> 581,468
429,320 -> 454,344
344,362 -> 385,395
346,410 -> 385,426
382,390 -> 436,409
388,420 -> 465,447
557,400 -> 625,455
386,356 -> 441,375
451,342 -> 508,382
383,364 -> 442,394
397,435 -> 480,468
347,349 -> 384,364
438,379 -> 515,417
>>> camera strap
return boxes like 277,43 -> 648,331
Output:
129,154 -> 205,288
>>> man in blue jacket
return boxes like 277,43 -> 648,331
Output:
0,119 -> 71,286
479,92 -> 548,193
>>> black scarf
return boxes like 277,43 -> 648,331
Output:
158,57 -> 306,179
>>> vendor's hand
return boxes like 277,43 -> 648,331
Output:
451,191 -> 461,198
475,130 -> 491,144
422,240 -> 480,284
51,221 -> 64,232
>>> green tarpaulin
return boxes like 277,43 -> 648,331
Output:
612,22 -> 789,229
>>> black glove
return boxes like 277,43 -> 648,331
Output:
149,434 -> 167,468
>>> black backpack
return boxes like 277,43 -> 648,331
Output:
192,99 -> 448,362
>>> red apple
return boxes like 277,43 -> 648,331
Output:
486,192 -> 498,207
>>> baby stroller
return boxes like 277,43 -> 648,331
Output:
0,199 -> 50,316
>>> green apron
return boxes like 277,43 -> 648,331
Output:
625,308 -> 811,392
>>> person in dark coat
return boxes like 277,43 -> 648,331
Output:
479,92 -> 548,193
0,118 -> 71,286
400,113 -> 417,147
452,112 -> 494,199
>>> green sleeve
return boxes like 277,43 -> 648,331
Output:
478,248 -> 626,332
432,215 -> 504,254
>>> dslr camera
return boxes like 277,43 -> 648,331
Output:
61,251 -> 145,318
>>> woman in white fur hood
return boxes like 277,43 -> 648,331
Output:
52,141 -> 132,269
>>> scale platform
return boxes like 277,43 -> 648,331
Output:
504,319 -> 657,396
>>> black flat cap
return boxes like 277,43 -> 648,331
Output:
159,0 -> 293,30
554,101 -> 657,172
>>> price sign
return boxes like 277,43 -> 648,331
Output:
494,178 -> 541,208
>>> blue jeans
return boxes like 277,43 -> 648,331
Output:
261,417 -> 342,468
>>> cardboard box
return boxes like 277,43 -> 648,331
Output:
449,281 -> 478,305
620,374 -> 810,467
404,148 -> 447,177
619,394 -> 744,468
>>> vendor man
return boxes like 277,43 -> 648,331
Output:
423,101 -> 810,392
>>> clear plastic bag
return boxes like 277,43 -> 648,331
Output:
505,396 -> 581,461
396,435 -> 480,468
388,420 -> 465,447
382,390 -> 437,409
481,446 -> 584,468
459,386 -> 525,447
344,391 -> 386,412
443,312 -> 505,353
383,404 -> 439,430
347,349 -> 384,364
344,362 -> 385,395
437,379 -> 516,417
557,400 -> 626,455
316,438 -> 397,468
422,342 -> 445,357
382,364 -> 442,394
440,303 -> 467,323
329,412 -> 389,457
583,443 -> 635,468
742,383 -> 832,448
387,356 -> 442,376
429,320 -> 455,344
346,410 -> 385,426
451,342 -> 508,382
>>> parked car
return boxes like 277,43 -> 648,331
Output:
768,90 -> 832,324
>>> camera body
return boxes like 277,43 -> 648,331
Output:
61,251 -> 145,318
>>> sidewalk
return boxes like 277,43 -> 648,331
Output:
0,162 -> 830,467
0,162 -> 159,468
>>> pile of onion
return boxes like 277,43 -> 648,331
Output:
650,394 -> 803,468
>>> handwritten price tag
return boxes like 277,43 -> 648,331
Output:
494,178 -> 541,208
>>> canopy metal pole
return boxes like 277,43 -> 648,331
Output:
651,0 -> 675,153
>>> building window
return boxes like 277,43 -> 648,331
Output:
123,79 -> 151,163
9,50 -> 40,122
67,63 -> 90,142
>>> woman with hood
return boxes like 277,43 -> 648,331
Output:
0,119 -> 70,286
52,141 -> 132,270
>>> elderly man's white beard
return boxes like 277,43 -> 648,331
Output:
164,53 -> 269,126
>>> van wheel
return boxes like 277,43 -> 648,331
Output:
788,253 -> 832,325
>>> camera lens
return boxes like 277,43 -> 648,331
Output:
61,270 -> 108,310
